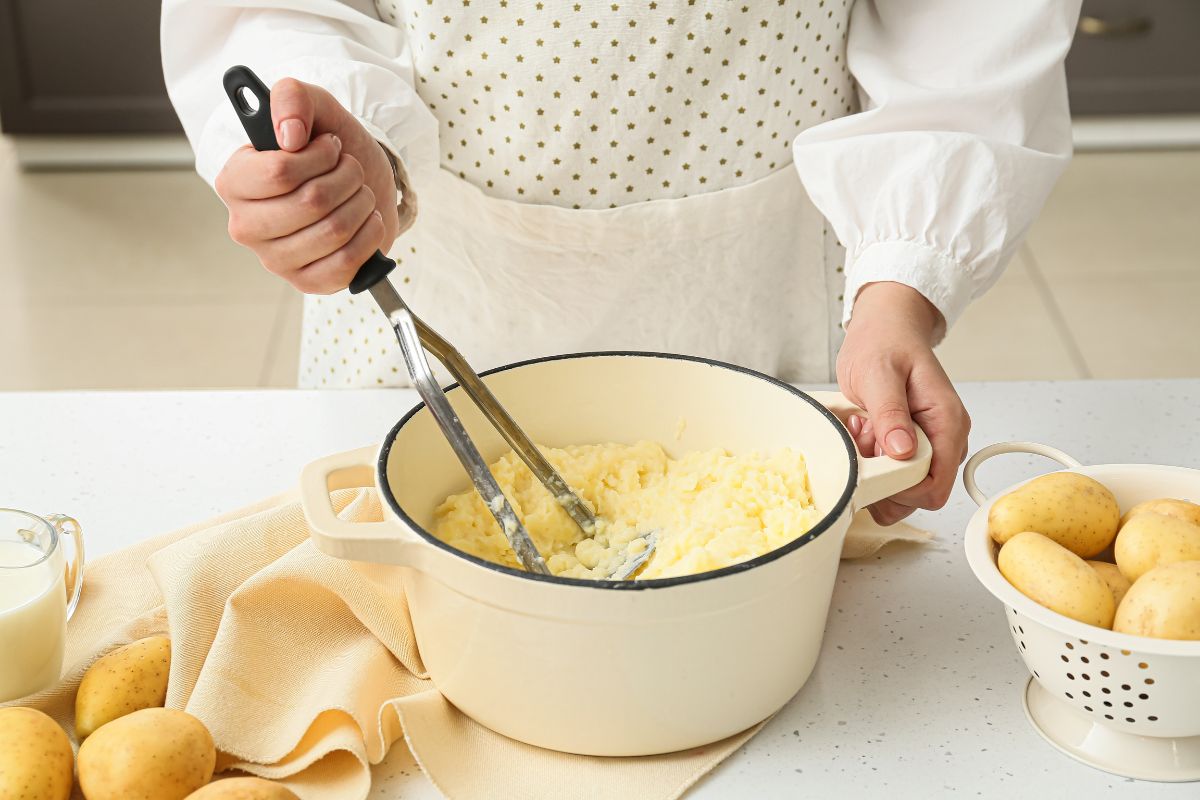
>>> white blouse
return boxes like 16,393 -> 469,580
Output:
163,0 -> 1079,334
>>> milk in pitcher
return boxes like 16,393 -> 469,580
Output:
0,539 -> 66,700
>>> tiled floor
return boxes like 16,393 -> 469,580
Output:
1,137 -> 1198,390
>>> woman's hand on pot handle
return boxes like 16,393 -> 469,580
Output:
215,78 -> 399,293
836,281 -> 971,525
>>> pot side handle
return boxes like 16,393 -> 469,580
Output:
299,446 -> 417,565
808,391 -> 932,509
962,442 -> 1082,507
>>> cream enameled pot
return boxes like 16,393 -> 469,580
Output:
299,352 -> 931,756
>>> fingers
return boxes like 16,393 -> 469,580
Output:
887,403 -> 970,512
230,152 -> 365,241
838,303 -> 969,522
214,79 -> 396,295
292,210 -> 386,294
216,134 -> 342,201
867,498 -> 916,526
271,77 -> 316,152
258,184 -> 378,276
272,77 -> 352,153
870,368 -> 971,517
847,360 -> 970,522
847,414 -> 877,459
855,359 -> 917,460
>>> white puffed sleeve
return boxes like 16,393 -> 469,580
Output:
792,0 -> 1081,331
161,0 -> 438,189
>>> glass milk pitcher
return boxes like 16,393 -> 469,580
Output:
0,509 -> 84,702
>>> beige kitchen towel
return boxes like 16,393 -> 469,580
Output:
9,490 -> 765,800
840,509 -> 934,560
10,489 -> 929,799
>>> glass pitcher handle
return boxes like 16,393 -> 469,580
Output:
43,514 -> 84,620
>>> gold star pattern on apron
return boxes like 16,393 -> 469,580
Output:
302,1 -> 855,388
376,0 -> 852,208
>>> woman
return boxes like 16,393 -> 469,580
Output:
163,0 -> 1080,523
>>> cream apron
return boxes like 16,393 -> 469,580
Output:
299,164 -> 846,387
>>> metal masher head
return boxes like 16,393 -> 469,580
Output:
378,281 -> 658,579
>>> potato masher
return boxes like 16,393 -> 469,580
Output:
222,66 -> 656,579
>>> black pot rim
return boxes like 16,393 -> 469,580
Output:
376,351 -> 859,591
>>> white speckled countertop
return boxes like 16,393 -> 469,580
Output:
2,381 -> 1197,798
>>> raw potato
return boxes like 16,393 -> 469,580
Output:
77,707 -> 215,800
1120,498 -> 1200,529
998,531 -> 1115,628
76,635 -> 171,739
185,777 -> 300,800
1113,561 -> 1200,640
988,472 -> 1120,558
1114,512 -> 1200,582
0,707 -> 73,800
1088,560 -> 1133,608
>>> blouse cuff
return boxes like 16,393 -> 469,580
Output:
842,240 -> 973,336
364,121 -> 418,238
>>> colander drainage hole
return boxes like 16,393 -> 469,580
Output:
1149,716 -> 1159,721
1084,706 -> 1093,712
1080,656 -> 1089,663
1126,717 -> 1135,723
1067,673 -> 1075,680
1124,702 -> 1133,708
1101,688 -> 1111,695
1061,655 -> 1069,662
1103,701 -> 1112,708
1099,652 -> 1110,660
1104,714 -> 1114,720
1081,673 -> 1091,681
1081,691 -> 1091,698
1100,670 -> 1109,677
1065,692 -> 1073,699
1139,693 -> 1149,700
1066,642 -> 1075,650
1120,684 -> 1131,691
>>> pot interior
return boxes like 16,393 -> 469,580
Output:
382,352 -> 856,571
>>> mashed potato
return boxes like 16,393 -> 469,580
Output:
432,441 -> 821,579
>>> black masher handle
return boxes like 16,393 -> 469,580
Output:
221,65 -> 396,294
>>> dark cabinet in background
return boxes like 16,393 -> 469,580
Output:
1,0 -> 1198,137
0,0 -> 180,134
1067,0 -> 1200,115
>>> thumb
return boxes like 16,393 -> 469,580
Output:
270,77 -> 316,152
857,364 -> 917,460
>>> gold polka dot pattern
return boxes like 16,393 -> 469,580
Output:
300,2 -> 856,387
373,0 -> 855,209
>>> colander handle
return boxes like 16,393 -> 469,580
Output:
962,442 -> 1083,507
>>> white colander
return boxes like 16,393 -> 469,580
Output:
963,442 -> 1200,783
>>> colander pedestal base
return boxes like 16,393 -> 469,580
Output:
1023,678 -> 1200,782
